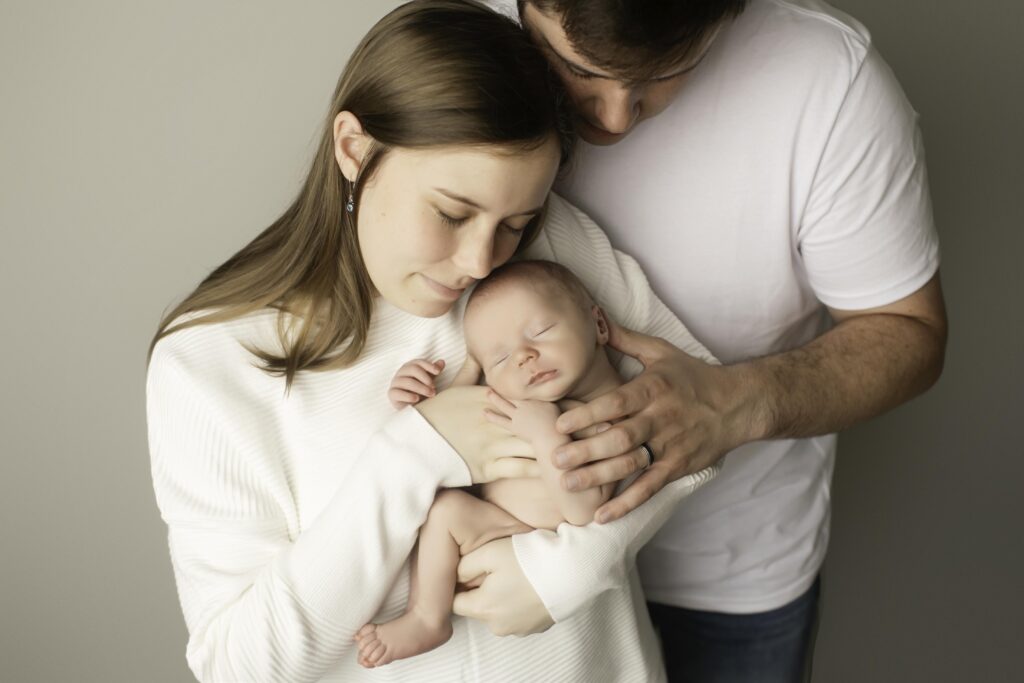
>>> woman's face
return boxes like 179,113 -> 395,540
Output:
355,139 -> 560,318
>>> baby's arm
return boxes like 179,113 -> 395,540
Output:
485,392 -> 612,526
388,358 -> 445,409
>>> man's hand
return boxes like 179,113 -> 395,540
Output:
552,319 -> 762,524
452,537 -> 554,636
388,358 -> 445,409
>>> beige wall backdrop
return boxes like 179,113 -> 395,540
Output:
1,1 -> 1019,681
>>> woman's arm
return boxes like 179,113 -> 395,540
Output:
148,349 -> 531,682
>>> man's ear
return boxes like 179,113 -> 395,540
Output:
333,111 -> 371,183
592,305 -> 610,345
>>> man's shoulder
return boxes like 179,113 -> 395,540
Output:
765,0 -> 871,44
745,0 -> 872,67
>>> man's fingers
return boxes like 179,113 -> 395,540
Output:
487,456 -> 541,480
553,417 -> 649,468
594,467 -> 667,523
555,383 -> 646,435
563,450 -> 648,492
605,318 -> 665,366
569,421 -> 611,440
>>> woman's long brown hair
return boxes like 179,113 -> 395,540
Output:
149,0 -> 574,389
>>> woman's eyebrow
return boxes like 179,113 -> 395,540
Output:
433,188 -> 543,218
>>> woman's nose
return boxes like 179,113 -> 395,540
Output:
453,224 -> 496,280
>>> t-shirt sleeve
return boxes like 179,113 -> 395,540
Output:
517,195 -> 719,622
798,44 -> 940,311
147,340 -> 469,682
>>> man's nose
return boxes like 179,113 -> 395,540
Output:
592,84 -> 640,134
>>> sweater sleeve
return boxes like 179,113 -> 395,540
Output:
516,194 -> 719,622
147,340 -> 470,683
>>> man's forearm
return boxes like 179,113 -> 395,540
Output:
731,312 -> 947,442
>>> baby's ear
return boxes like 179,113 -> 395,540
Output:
592,305 -> 610,345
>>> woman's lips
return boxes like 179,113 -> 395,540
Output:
421,274 -> 465,300
528,369 -> 559,386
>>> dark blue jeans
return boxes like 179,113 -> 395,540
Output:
646,576 -> 821,683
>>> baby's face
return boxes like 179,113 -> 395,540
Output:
464,282 -> 602,401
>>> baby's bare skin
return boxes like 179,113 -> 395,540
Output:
357,271 -> 622,668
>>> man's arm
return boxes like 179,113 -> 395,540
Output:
553,271 -> 947,522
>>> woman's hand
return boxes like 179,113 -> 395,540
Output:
483,390 -> 562,446
453,537 -> 554,636
552,319 -> 756,523
415,386 -> 541,483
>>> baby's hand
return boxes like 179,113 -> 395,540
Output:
388,359 -> 445,409
484,390 -> 561,444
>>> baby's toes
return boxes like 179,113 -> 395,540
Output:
355,623 -> 376,642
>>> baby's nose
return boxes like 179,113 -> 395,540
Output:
516,348 -> 537,366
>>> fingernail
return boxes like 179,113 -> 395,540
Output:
555,417 -> 573,433
595,510 -> 609,524
553,450 -> 569,467
565,474 -> 580,491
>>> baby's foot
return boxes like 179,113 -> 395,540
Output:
355,610 -> 454,668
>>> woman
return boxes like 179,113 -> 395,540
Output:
147,1 -> 715,681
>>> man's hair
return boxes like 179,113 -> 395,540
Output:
466,260 -> 594,315
520,0 -> 748,82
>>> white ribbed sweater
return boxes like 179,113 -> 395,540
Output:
147,194 -> 717,682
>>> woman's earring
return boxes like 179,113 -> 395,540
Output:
345,187 -> 355,213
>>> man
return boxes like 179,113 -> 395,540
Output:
463,1 -> 947,680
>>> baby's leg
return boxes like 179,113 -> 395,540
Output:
355,489 -> 531,668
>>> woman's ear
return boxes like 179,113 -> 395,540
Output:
592,305 -> 610,345
333,111 -> 370,182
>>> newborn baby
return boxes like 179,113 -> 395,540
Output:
356,259 -> 626,667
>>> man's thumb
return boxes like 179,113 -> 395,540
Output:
606,318 -> 657,362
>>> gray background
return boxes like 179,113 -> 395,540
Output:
1,1 -> 1019,681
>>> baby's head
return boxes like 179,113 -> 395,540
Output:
463,260 -> 612,401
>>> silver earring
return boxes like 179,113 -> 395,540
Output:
345,188 -> 355,213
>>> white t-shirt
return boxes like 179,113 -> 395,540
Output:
494,0 -> 940,612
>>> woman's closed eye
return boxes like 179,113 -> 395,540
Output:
436,209 -> 525,236
436,209 -> 469,227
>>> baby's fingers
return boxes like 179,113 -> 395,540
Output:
391,376 -> 436,399
398,360 -> 444,387
388,388 -> 426,409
